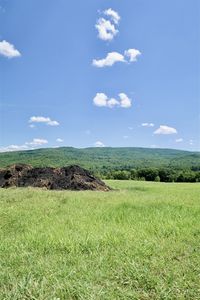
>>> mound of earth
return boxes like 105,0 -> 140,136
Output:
0,164 -> 110,191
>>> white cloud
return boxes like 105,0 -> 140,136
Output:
128,127 -> 133,130
29,124 -> 36,128
142,123 -> 154,127
0,144 -> 28,152
93,48 -> 141,68
104,8 -> 120,24
154,125 -> 177,135
29,116 -> 59,126
93,52 -> 125,67
95,8 -> 120,41
56,138 -> 64,143
26,138 -> 48,146
93,93 -> 108,107
47,120 -> 59,126
0,40 -> 21,58
0,138 -> 48,153
93,93 -> 132,109
124,49 -> 141,62
107,98 -> 120,108
95,18 -> 118,41
175,138 -> 183,143
119,93 -> 132,108
189,139 -> 194,145
94,141 -> 105,147
123,135 -> 129,139
29,116 -> 48,123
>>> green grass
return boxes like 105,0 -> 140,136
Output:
0,181 -> 200,299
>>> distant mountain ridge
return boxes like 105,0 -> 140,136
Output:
0,147 -> 199,172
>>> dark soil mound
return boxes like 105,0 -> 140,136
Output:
0,164 -> 110,191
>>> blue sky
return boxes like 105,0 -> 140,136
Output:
0,0 -> 199,151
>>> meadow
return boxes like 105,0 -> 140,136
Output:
0,181 -> 200,299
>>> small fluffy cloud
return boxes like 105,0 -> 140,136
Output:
95,9 -> 120,41
93,93 -> 132,108
47,120 -> 59,126
104,8 -> 120,24
189,139 -> 194,145
96,18 -> 118,41
29,116 -> 59,126
93,48 -> 141,67
124,49 -> 141,62
107,98 -> 120,108
26,138 -> 48,146
119,93 -> 132,108
93,93 -> 108,107
0,144 -> 28,152
56,138 -> 64,143
0,138 -> 48,153
154,125 -> 177,135
94,141 -> 105,147
0,40 -> 21,58
175,138 -> 183,143
93,52 -> 124,67
142,123 -> 154,127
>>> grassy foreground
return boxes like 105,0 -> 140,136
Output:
0,181 -> 200,299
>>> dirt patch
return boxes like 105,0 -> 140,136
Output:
0,164 -> 110,191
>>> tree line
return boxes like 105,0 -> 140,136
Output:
96,167 -> 200,182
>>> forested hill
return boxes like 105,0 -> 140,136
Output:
0,147 -> 199,172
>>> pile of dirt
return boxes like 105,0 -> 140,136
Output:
0,164 -> 110,191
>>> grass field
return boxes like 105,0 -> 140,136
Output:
0,181 -> 200,299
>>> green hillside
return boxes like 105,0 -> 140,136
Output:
0,147 -> 199,172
